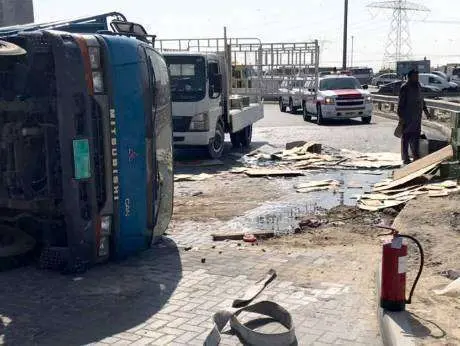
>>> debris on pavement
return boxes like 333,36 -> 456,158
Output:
284,141 -> 322,153
392,145 -> 453,181
357,180 -> 460,211
295,180 -> 340,193
243,233 -> 257,243
298,218 -> 325,229
174,173 -> 214,182
212,231 -> 276,241
433,277 -> 460,297
245,168 -> 304,177
440,269 -> 460,280
175,159 -> 224,167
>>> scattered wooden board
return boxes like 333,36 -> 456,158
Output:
373,163 -> 439,192
393,145 -> 453,181
295,180 -> 340,189
212,231 -> 275,241
245,169 -> 304,177
174,173 -> 214,182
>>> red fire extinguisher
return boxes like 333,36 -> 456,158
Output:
377,225 -> 424,312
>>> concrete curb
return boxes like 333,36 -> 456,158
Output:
376,265 -> 417,346
375,111 -> 451,139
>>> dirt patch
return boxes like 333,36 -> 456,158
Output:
393,195 -> 460,345
173,173 -> 284,222
265,205 -> 396,248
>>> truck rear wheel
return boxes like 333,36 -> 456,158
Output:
230,125 -> 253,148
279,98 -> 286,112
0,226 -> 36,271
302,103 -> 311,122
316,104 -> 324,125
208,122 -> 225,159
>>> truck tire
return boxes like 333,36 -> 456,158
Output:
208,121 -> 225,159
279,98 -> 286,112
302,103 -> 311,122
239,125 -> 252,148
0,226 -> 36,271
289,99 -> 297,114
362,116 -> 372,124
316,104 -> 324,125
230,125 -> 253,148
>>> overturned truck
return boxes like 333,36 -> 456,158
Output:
0,13 -> 174,272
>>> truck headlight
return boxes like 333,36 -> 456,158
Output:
189,113 -> 209,131
365,95 -> 372,103
324,97 -> 335,105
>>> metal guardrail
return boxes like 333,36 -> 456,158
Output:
372,94 -> 460,116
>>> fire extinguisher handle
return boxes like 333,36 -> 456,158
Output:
398,235 -> 424,304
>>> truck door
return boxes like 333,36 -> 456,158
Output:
208,59 -> 222,129
144,48 -> 174,239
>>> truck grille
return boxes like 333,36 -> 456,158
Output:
337,100 -> 364,106
91,102 -> 106,210
172,116 -> 191,132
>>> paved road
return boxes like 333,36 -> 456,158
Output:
255,104 -> 443,153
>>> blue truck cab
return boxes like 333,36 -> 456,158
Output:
0,13 -> 173,272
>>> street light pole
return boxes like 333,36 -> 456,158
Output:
351,35 -> 354,68
342,0 -> 349,70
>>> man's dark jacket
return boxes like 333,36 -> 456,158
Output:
397,81 -> 428,134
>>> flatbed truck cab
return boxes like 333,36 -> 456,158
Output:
0,13 -> 173,272
158,36 -> 264,159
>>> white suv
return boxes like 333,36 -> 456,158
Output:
278,77 -> 305,113
302,75 -> 373,125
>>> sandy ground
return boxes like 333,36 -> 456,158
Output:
393,195 -> 460,346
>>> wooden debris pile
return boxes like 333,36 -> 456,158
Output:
357,145 -> 458,211
243,141 -> 403,172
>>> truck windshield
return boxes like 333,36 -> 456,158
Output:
165,55 -> 206,102
319,78 -> 361,90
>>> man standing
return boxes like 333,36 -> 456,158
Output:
397,69 -> 431,164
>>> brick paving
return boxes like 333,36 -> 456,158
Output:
0,234 -> 381,345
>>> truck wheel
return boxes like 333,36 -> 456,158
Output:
240,125 -> 253,148
279,98 -> 286,112
289,99 -> 296,114
230,125 -> 253,148
362,116 -> 372,124
302,103 -> 311,122
208,122 -> 225,159
0,226 -> 36,271
316,104 -> 324,125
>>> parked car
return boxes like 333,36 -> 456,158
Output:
432,71 -> 449,81
377,80 -> 442,98
278,77 -> 306,113
419,73 -> 458,91
372,73 -> 399,86
302,75 -> 372,124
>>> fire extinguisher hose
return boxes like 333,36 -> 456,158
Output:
398,234 -> 424,304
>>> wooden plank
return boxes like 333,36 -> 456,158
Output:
212,231 -> 275,241
393,145 -> 453,181
374,163 -> 438,192
245,169 -> 304,177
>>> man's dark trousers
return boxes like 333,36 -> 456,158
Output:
401,132 -> 420,163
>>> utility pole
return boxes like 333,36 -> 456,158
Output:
351,35 -> 354,68
342,0 -> 349,70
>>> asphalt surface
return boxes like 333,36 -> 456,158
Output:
254,104 -> 444,153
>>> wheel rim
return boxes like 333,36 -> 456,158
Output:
213,130 -> 223,152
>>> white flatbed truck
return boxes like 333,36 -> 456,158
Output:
157,33 -> 264,158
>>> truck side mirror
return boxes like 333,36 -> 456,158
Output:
212,74 -> 222,93
362,84 -> 369,90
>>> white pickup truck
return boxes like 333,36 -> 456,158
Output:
158,37 -> 264,158
301,75 -> 373,125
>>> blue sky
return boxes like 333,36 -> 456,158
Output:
33,0 -> 460,70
